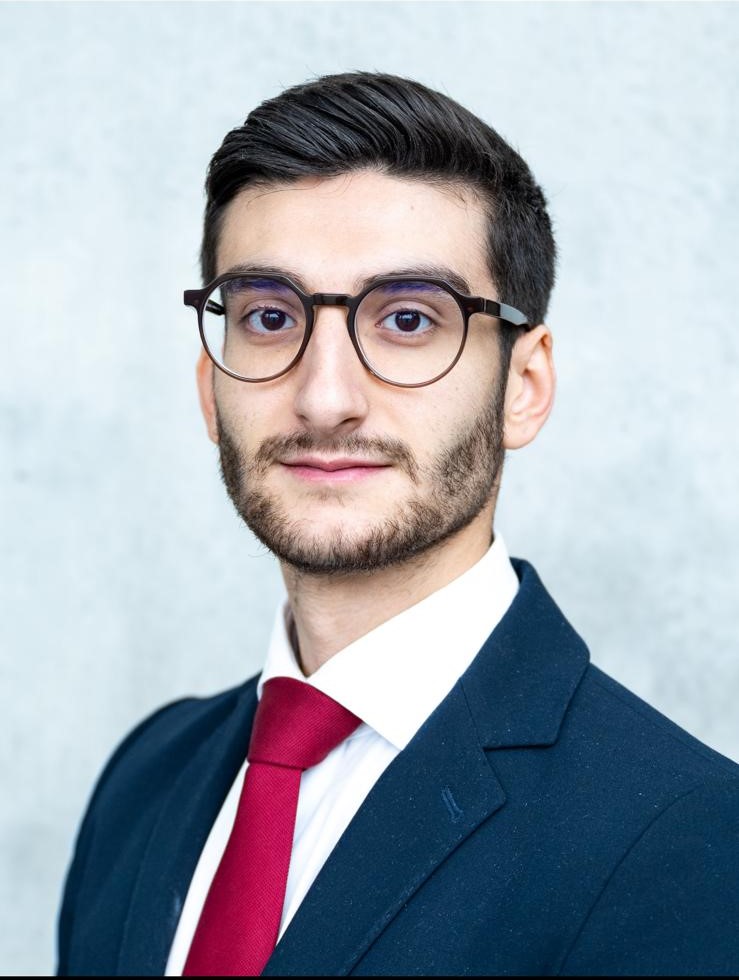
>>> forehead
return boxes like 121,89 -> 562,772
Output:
215,170 -> 493,294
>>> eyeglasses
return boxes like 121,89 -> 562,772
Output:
184,273 -> 530,389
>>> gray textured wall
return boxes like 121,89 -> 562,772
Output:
2,2 -> 738,974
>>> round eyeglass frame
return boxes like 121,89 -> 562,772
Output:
183,273 -> 531,389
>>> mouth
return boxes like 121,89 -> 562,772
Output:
279,456 -> 392,483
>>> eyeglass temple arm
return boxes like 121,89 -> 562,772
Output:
183,290 -> 224,316
474,298 -> 530,329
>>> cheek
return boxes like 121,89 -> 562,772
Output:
433,365 -> 495,423
213,377 -> 279,447
387,385 -> 469,461
466,315 -> 502,370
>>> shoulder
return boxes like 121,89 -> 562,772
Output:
555,656 -> 739,860
74,676 -> 259,842
554,667 -> 739,974
89,678 -> 258,806
57,678 -> 258,973
574,662 -> 738,782
485,561 -> 739,972
508,557 -> 738,784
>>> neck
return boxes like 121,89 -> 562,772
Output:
280,507 -> 495,676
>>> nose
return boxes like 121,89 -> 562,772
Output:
291,304 -> 371,437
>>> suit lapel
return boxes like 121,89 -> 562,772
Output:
461,559 -> 590,749
264,559 -> 589,976
114,682 -> 258,976
262,681 -> 506,976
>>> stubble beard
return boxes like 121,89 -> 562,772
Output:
216,391 -> 506,576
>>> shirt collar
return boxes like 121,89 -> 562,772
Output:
259,534 -> 519,751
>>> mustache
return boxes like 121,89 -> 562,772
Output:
253,431 -> 419,482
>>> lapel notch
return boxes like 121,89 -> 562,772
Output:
462,559 -> 590,749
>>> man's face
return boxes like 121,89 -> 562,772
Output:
200,170 -> 507,574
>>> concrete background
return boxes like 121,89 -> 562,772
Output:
1,1 -> 737,974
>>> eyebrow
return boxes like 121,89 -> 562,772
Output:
220,262 -> 474,297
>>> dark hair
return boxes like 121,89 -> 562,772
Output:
201,72 -> 556,363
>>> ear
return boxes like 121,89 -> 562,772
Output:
503,324 -> 555,450
196,349 -> 220,444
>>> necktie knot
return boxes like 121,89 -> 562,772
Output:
248,676 -> 361,771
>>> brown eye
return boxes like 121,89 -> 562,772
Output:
380,310 -> 432,334
245,308 -> 297,333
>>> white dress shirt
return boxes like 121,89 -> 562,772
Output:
166,535 -> 519,975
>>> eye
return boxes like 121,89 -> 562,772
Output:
244,307 -> 298,334
379,309 -> 433,334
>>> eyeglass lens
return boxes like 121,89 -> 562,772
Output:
201,277 -> 466,385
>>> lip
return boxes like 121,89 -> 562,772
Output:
279,456 -> 391,483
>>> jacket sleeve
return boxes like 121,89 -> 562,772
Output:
558,777 -> 739,976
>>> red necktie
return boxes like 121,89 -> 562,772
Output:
183,677 -> 361,977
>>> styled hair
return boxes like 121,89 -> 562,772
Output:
201,72 -> 556,362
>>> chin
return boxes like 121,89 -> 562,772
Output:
280,490 -> 388,524
287,515 -> 382,547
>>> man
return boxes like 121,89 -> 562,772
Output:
58,73 -> 738,976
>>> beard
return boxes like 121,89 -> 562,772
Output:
216,391 -> 505,576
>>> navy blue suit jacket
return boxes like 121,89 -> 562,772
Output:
58,560 -> 739,976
